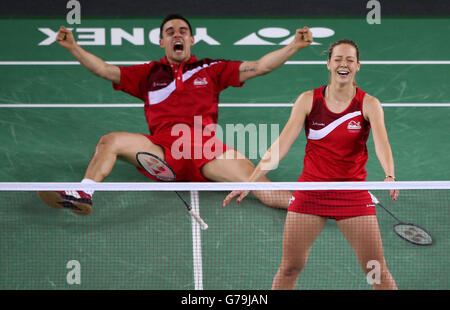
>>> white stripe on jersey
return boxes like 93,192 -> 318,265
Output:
307,111 -> 361,140
148,61 -> 220,105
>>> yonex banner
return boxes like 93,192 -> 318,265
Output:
1,17 -> 450,62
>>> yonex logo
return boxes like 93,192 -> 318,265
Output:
37,26 -> 335,46
37,27 -> 220,46
234,27 -> 334,46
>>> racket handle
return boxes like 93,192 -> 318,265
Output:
188,210 -> 209,230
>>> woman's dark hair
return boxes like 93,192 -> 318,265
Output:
160,14 -> 193,39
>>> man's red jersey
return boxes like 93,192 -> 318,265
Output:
112,55 -> 243,181
113,55 -> 243,136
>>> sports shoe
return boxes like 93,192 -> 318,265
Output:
37,190 -> 93,216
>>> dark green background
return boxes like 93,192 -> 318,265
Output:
0,17 -> 449,290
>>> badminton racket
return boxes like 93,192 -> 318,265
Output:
136,151 -> 208,230
369,191 -> 433,246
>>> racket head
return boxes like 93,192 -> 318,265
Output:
393,223 -> 433,246
136,152 -> 176,182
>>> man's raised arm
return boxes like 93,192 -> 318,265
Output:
56,26 -> 121,84
238,26 -> 313,83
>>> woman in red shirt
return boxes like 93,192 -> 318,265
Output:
223,39 -> 398,290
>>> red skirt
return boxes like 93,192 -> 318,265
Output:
288,189 -> 376,220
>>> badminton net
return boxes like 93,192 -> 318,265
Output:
0,181 -> 449,290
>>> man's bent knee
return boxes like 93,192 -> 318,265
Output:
93,134 -> 116,161
97,132 -> 122,152
96,132 -> 164,163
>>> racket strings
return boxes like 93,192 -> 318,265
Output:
370,191 -> 433,246
136,152 -> 208,230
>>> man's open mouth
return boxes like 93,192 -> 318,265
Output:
174,42 -> 184,52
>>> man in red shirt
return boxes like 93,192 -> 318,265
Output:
38,14 -> 313,215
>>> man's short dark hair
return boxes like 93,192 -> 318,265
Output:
160,14 -> 193,39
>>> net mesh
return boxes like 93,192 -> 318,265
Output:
1,181 -> 449,290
